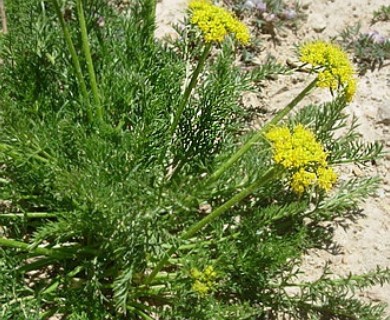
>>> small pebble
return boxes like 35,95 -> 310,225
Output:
312,16 -> 327,33
377,102 -> 390,125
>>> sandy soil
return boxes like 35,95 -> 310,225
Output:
155,0 -> 390,315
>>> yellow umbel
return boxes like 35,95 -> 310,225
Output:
266,124 -> 337,194
189,0 -> 250,44
299,41 -> 357,101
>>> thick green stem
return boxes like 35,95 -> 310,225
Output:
208,78 -> 318,183
0,238 -> 98,259
169,43 -> 212,136
49,0 -> 92,123
76,0 -> 103,124
0,237 -> 71,259
0,212 -> 57,219
145,167 -> 278,285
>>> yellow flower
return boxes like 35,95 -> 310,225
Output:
291,168 -> 317,194
345,79 -> 357,102
317,166 -> 337,191
299,41 -> 357,101
265,124 -> 327,169
189,0 -> 250,44
192,280 -> 210,296
190,265 -> 217,296
190,268 -> 203,279
266,124 -> 338,194
203,265 -> 217,279
290,166 -> 337,194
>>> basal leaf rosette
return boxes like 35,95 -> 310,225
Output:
266,124 -> 337,194
299,41 -> 357,102
189,0 -> 250,44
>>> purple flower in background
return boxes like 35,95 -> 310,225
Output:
365,30 -> 386,44
255,0 -> 267,13
281,8 -> 297,20
243,0 -> 267,13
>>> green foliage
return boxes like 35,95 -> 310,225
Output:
0,0 -> 388,319
338,23 -> 390,74
291,97 -> 384,165
372,5 -> 390,23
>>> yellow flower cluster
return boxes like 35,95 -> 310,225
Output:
291,168 -> 317,194
317,166 -> 338,191
266,124 -> 337,194
191,265 -> 217,296
189,0 -> 250,44
299,41 -> 357,101
265,124 -> 327,168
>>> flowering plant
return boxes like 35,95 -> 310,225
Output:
299,40 -> 357,101
0,0 -> 388,319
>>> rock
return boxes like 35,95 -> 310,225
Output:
352,167 -> 364,177
301,3 -> 310,10
242,92 -> 262,109
377,102 -> 390,125
198,203 -> 212,215
373,188 -> 386,199
312,15 -> 327,33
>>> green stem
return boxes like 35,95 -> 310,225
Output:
0,238 -> 98,259
0,237 -> 71,259
178,232 -> 240,251
76,0 -> 103,124
127,306 -> 154,320
169,43 -> 212,136
208,78 -> 318,183
152,272 -> 178,282
41,266 -> 84,295
0,212 -> 57,219
49,0 -> 92,123
145,166 -> 278,285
